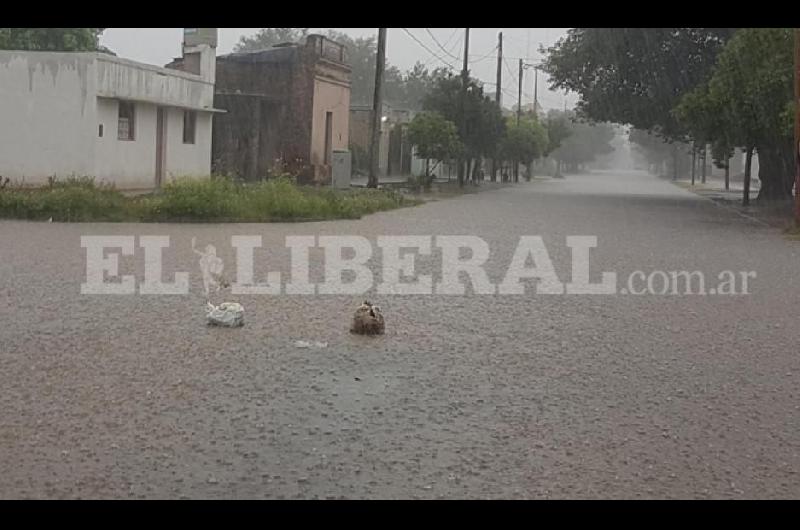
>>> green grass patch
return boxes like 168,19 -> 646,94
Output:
0,176 -> 420,223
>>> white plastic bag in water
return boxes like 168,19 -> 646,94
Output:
293,340 -> 328,349
206,302 -> 245,327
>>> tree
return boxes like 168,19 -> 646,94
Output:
387,62 -> 449,111
407,111 -> 462,178
422,73 -> 506,185
702,28 -> 794,201
673,29 -> 794,202
673,83 -> 736,190
544,110 -> 573,176
541,28 -> 736,141
234,28 -> 309,52
544,110 -> 572,156
629,127 -> 696,179
0,28 -> 105,51
500,115 -> 549,181
545,110 -> 616,174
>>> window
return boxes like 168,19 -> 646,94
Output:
118,101 -> 135,141
183,110 -> 196,144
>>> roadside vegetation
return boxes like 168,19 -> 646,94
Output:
0,176 -> 419,223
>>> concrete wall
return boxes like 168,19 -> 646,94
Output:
0,51 -> 97,184
164,108 -> 213,179
94,98 -> 158,188
310,77 -> 350,169
94,53 -> 214,189
95,100 -> 213,188
0,51 -> 214,190
96,55 -> 214,111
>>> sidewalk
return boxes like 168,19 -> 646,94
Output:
672,178 -> 759,203
669,175 -> 795,229
350,175 -> 452,188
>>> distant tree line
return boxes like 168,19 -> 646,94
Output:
541,28 -> 796,204
0,28 -> 113,54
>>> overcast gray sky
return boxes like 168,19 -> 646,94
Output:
101,28 -> 576,111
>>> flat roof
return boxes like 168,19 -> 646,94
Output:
97,95 -> 225,113
97,53 -> 212,85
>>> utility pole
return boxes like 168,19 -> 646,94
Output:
458,28 -> 470,187
533,67 -> 538,116
517,59 -> 523,126
491,32 -> 502,182
794,27 -> 800,226
368,28 -> 386,189
518,60 -> 525,182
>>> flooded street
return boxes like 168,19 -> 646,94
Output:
1,171 -> 799,499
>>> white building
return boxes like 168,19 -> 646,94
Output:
0,29 -> 221,190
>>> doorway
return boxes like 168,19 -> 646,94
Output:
324,111 -> 333,166
155,107 -> 167,187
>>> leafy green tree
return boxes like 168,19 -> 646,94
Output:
543,109 -> 573,176
673,29 -> 794,201
630,128 -> 675,175
500,115 -> 549,181
0,28 -> 105,51
541,28 -> 736,141
673,83 -> 736,189
545,111 -> 616,174
703,28 -> 794,200
407,111 -> 462,178
387,62 -> 450,111
544,110 -> 572,156
422,73 -> 506,185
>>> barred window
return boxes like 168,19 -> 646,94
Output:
118,101 -> 135,141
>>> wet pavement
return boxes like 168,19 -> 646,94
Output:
1,170 -> 799,499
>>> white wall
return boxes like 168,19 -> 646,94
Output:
94,98 -> 158,189
1,51 -> 214,190
95,101 -> 214,188
0,51 -> 97,184
164,108 -> 212,180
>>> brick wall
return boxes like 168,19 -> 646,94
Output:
211,36 -> 350,184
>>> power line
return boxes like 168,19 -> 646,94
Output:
424,28 -> 460,60
469,44 -> 499,64
401,28 -> 457,70
448,33 -> 463,62
503,55 -> 518,87
441,28 -> 459,49
424,30 -> 462,70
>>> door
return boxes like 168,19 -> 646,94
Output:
155,107 -> 167,187
324,111 -> 333,166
